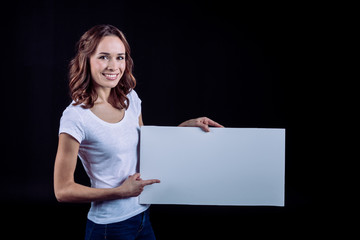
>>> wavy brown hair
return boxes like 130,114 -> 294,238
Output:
69,25 -> 136,109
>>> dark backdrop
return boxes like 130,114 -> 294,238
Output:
2,0 -> 326,239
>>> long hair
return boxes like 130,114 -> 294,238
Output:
69,25 -> 136,109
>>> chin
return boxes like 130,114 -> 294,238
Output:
101,79 -> 121,88
93,75 -> 122,89
108,83 -> 120,89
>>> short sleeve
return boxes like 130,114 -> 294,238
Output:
59,105 -> 85,143
128,90 -> 142,117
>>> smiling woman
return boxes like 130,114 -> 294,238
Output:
69,25 -> 136,110
90,36 -> 126,90
54,24 -> 223,240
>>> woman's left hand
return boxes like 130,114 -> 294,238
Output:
178,117 -> 224,132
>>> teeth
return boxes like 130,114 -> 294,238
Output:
103,73 -> 118,79
105,74 -> 117,78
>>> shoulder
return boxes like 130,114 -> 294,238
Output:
127,89 -> 142,107
127,89 -> 141,102
127,89 -> 142,116
60,102 -> 89,128
59,102 -> 87,143
62,102 -> 86,119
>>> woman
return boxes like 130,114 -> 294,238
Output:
54,24 -> 223,240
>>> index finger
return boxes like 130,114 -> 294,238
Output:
141,179 -> 161,186
204,118 -> 224,128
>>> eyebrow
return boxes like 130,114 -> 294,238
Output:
98,52 -> 125,55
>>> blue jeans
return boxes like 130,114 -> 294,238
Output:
85,209 -> 156,240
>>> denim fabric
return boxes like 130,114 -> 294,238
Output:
85,209 -> 156,240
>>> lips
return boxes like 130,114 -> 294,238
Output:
102,73 -> 119,80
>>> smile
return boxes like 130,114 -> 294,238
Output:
102,73 -> 119,80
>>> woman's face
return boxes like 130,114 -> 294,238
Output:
89,35 -> 126,89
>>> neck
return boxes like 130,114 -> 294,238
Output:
94,86 -> 112,104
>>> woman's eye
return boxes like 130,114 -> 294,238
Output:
99,56 -> 109,60
117,56 -> 125,60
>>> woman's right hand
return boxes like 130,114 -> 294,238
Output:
118,173 -> 160,198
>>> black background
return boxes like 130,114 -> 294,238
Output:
2,0 -> 331,239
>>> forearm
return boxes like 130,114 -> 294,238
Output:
54,173 -> 159,203
55,182 -> 126,203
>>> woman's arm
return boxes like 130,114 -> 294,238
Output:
54,133 -> 159,203
139,114 -> 223,132
179,117 -> 224,132
139,113 -> 144,127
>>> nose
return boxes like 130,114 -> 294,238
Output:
107,58 -> 117,71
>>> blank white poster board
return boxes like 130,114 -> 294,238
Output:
139,126 -> 285,206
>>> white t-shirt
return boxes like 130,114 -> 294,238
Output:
58,90 -> 149,224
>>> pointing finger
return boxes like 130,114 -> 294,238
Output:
141,179 -> 161,186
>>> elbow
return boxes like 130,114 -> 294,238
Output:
54,185 -> 73,203
54,189 -> 67,203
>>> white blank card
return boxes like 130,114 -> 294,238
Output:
139,126 -> 285,206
